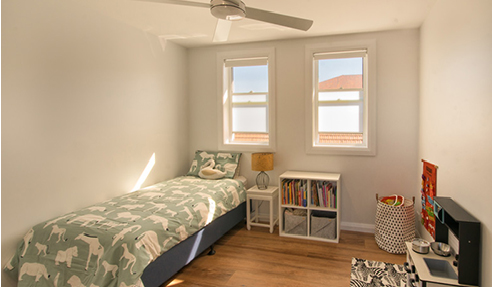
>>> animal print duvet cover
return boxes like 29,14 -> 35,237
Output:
4,176 -> 246,287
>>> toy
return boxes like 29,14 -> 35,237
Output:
380,195 -> 403,206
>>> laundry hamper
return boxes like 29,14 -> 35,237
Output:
375,194 -> 415,254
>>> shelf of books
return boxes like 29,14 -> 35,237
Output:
279,171 -> 341,243
311,180 -> 337,209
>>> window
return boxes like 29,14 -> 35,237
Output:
306,41 -> 376,155
218,49 -> 275,152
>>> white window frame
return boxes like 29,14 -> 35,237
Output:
217,48 -> 276,152
305,40 -> 377,156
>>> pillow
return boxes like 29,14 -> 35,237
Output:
215,152 -> 241,178
187,150 -> 215,177
187,150 -> 241,179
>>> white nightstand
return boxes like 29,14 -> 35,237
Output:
246,185 -> 279,233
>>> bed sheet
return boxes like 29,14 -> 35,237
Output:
4,176 -> 246,287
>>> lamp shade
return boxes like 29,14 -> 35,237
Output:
251,153 -> 273,171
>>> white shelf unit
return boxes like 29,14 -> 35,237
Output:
279,171 -> 341,243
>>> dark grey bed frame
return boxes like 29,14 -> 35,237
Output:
141,201 -> 246,286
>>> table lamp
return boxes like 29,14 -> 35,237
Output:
251,153 -> 273,190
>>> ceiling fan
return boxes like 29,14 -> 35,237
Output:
137,0 -> 314,42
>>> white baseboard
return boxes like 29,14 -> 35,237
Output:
340,210 -> 422,235
341,221 -> 375,233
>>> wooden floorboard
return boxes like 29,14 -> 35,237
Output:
161,222 -> 406,287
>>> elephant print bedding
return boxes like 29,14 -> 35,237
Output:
4,176 -> 246,287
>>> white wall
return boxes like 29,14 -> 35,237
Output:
1,0 -> 189,285
188,29 -> 420,231
419,0 -> 492,285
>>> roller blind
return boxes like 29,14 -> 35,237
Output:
313,50 -> 367,61
224,57 -> 268,67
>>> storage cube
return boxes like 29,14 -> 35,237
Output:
284,209 -> 307,236
310,210 -> 337,239
279,171 -> 341,243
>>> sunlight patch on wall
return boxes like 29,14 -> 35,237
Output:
131,153 -> 156,192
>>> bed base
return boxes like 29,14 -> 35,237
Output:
141,201 -> 246,287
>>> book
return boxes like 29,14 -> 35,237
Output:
281,179 -> 308,207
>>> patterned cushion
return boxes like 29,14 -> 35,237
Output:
187,151 -> 241,179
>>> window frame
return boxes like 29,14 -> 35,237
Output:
217,48 -> 276,152
305,40 -> 377,156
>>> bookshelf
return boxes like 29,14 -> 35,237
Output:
279,171 -> 341,243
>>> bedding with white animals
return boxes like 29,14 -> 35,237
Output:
5,176 -> 246,287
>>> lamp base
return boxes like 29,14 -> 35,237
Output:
256,171 -> 269,190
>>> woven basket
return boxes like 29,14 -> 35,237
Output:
375,194 -> 415,254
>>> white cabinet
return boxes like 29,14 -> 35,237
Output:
278,171 -> 341,243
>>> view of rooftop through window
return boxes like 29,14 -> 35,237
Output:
231,65 -> 269,142
318,57 -> 363,84
317,56 -> 364,144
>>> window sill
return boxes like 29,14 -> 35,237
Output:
306,144 -> 376,156
219,142 -> 275,153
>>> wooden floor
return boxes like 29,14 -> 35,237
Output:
161,222 -> 406,287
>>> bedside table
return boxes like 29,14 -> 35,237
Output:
246,185 -> 279,233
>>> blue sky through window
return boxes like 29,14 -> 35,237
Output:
318,58 -> 362,82
231,65 -> 268,134
232,65 -> 268,93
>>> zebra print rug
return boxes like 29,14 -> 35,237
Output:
350,258 -> 407,287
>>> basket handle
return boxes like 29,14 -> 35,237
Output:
376,193 -> 416,205
376,193 -> 400,205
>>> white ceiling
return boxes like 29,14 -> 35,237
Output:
84,0 -> 436,48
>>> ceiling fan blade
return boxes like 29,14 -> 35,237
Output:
134,0 -> 209,8
245,7 -> 313,31
213,19 -> 232,42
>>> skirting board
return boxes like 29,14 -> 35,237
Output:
341,221 -> 375,233
340,210 -> 422,235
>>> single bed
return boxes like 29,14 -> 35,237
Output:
5,151 -> 246,287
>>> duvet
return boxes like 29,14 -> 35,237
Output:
4,176 -> 246,287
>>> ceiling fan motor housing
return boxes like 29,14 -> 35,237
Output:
210,0 -> 246,21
